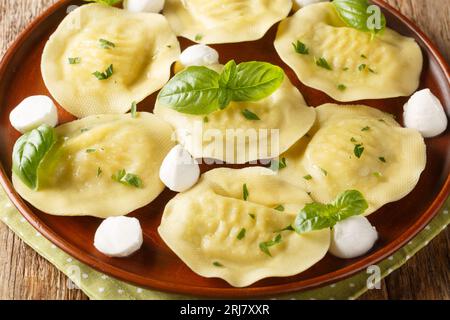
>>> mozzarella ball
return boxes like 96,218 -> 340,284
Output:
159,145 -> 200,192
403,89 -> 448,138
94,216 -> 143,258
123,0 -> 165,13
329,216 -> 378,259
9,95 -> 58,133
179,44 -> 219,67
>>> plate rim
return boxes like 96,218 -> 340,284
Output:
0,0 -> 449,298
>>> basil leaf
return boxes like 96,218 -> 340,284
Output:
226,61 -> 284,102
219,60 -> 238,87
158,61 -> 284,115
293,190 -> 368,234
331,190 -> 368,220
12,125 -> 57,190
333,0 -> 386,34
157,66 -> 222,115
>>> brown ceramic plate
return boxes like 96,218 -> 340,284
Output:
0,0 -> 449,298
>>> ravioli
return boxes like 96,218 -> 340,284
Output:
164,0 -> 292,44
154,75 -> 316,163
158,167 -> 330,287
13,113 -> 175,218
274,3 -> 423,101
41,4 -> 180,118
279,104 -> 426,214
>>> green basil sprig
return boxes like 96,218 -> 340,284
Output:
157,60 -> 285,115
333,0 -> 386,34
12,125 -> 57,190
293,190 -> 368,235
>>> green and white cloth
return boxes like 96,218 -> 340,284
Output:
0,187 -> 448,300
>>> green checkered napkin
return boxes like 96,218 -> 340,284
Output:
0,187 -> 448,300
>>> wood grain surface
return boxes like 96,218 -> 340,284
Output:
0,0 -> 449,300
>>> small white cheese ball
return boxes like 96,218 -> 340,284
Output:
9,95 -> 58,134
123,0 -> 165,13
294,0 -> 329,8
94,216 -> 143,258
329,216 -> 378,259
403,89 -> 448,138
179,44 -> 219,67
159,145 -> 200,192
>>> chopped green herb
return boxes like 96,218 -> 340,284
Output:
99,38 -> 115,49
112,169 -> 143,188
358,64 -> 367,71
259,234 -> 282,257
337,84 -> 347,91
80,128 -> 89,133
368,67 -> 377,74
68,57 -> 81,65
213,261 -> 224,267
86,148 -> 96,153
194,34 -> 203,41
270,157 -> 287,171
379,157 -> 387,163
292,40 -> 309,55
354,144 -> 365,158
320,167 -> 328,176
350,137 -> 357,143
248,213 -> 256,220
303,174 -> 313,181
242,109 -> 260,120
342,67 -> 349,71
237,228 -> 246,240
274,205 -> 285,212
93,64 -> 113,80
97,167 -> 102,177
203,116 -> 209,123
361,54 -> 368,59
315,57 -> 332,70
361,126 -> 370,131
276,225 -> 295,233
373,172 -> 383,178
130,101 -> 138,118
243,183 -> 249,201
378,119 -> 386,123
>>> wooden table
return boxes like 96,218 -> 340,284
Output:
0,0 -> 449,300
